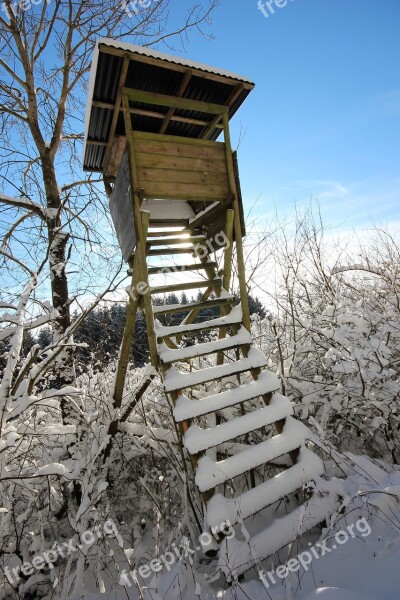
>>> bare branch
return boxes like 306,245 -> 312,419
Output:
332,263 -> 382,277
0,57 -> 27,90
0,193 -> 46,219
0,247 -> 34,276
60,178 -> 102,193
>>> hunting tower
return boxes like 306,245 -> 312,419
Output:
83,39 -> 336,578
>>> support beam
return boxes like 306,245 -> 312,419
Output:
202,84 -> 244,139
113,255 -> 140,406
90,101 -> 224,129
159,69 -> 192,134
123,87 -> 227,116
222,111 -> 251,332
102,55 -> 130,175
123,92 -> 159,368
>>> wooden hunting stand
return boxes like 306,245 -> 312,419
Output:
84,39 -> 336,578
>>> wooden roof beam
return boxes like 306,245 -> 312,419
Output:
122,87 -> 227,115
91,101 -> 224,129
159,69 -> 192,134
201,84 -> 245,139
102,55 -> 130,175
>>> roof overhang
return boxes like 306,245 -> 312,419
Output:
83,38 -> 255,177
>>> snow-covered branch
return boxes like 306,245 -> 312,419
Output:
0,193 -> 46,220
332,263 -> 382,277
0,248 -> 34,276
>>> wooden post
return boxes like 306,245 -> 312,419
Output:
122,93 -> 159,369
217,208 -> 235,366
222,110 -> 251,332
222,208 -> 235,294
137,209 -> 159,368
113,255 -> 141,406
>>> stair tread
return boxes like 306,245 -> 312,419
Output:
148,235 -> 205,246
184,393 -> 293,454
195,417 -> 306,492
159,326 -> 252,364
151,278 -> 221,295
147,230 -> 190,237
174,372 -> 281,422
217,470 -> 337,579
156,303 -> 242,339
207,446 -> 325,530
153,293 -> 233,316
189,201 -> 221,229
164,347 -> 267,392
148,248 -> 195,256
148,262 -> 218,274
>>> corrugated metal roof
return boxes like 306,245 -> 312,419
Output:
83,38 -> 255,174
95,39 -> 254,83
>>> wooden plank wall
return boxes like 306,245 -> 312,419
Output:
133,131 -> 230,201
109,151 -> 136,261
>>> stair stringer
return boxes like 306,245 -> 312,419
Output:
135,224 -> 340,578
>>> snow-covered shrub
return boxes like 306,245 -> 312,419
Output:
0,276 -> 202,599
252,211 -> 400,463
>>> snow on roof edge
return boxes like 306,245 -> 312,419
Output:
83,38 -> 255,162
96,38 -> 255,85
83,41 -> 101,162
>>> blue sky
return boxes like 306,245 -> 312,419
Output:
167,0 -> 400,230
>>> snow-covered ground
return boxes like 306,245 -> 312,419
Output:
83,456 -> 400,600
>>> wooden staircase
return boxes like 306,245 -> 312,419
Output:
83,42 -> 340,581
116,213 -> 338,579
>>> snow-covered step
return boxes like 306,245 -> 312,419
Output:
189,201 -> 220,226
148,247 -> 196,256
147,229 -> 190,238
174,373 -> 282,422
159,326 -> 252,364
148,261 -> 218,275
147,235 -> 205,246
164,347 -> 267,393
151,278 -> 221,295
217,475 -> 338,579
195,417 -> 306,492
184,394 -> 293,454
206,447 -> 324,530
155,303 -> 242,340
152,293 -> 234,316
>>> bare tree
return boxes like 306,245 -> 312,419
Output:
0,0 -> 218,389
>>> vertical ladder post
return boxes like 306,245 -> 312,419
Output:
122,93 -> 159,369
222,208 -> 235,294
113,255 -> 141,406
217,208 -> 235,366
221,110 -> 251,332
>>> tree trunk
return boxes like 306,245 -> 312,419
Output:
41,152 -> 75,392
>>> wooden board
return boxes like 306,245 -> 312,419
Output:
142,181 -> 229,201
109,151 -> 136,261
137,167 -> 228,186
135,153 -> 227,174
133,135 -> 226,160
105,135 -> 126,178
133,131 -> 230,201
